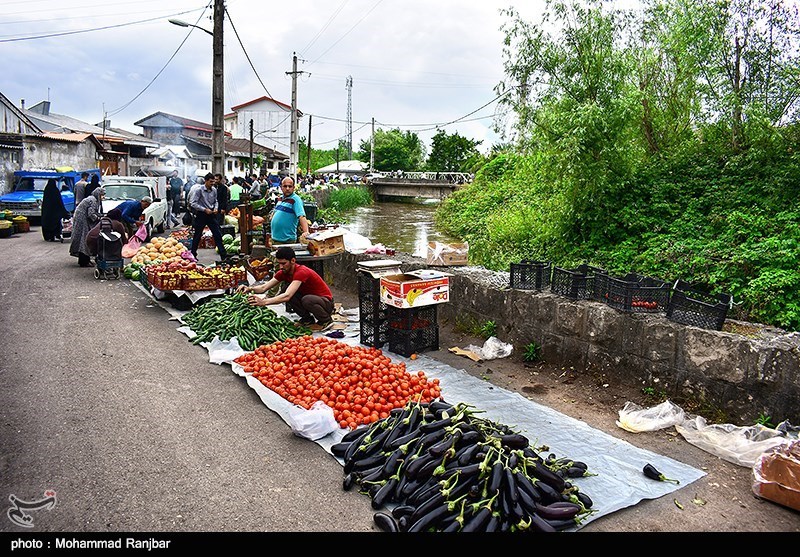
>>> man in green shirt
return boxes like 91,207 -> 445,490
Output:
228,177 -> 244,211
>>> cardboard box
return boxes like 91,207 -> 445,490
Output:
380,270 -> 451,309
306,229 -> 345,256
427,241 -> 469,266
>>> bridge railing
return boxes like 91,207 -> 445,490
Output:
376,171 -> 473,184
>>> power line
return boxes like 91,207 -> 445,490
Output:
107,7 -> 211,117
225,6 -> 275,100
0,7 -> 205,42
298,0 -> 349,58
305,0 -> 385,67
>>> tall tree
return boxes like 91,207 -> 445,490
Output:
425,130 -> 483,172
357,128 -> 425,171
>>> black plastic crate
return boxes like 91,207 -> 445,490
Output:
387,324 -> 439,357
576,264 -> 610,302
387,305 -> 437,331
550,266 -> 593,300
358,270 -> 389,347
360,317 -> 389,348
666,280 -> 731,330
600,273 -> 671,313
510,260 -> 552,290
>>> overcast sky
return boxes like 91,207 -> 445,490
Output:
1,0 -> 625,156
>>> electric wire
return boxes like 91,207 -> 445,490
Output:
225,6 -> 275,100
107,7 -> 211,117
305,0 -> 385,68
0,8 -> 204,42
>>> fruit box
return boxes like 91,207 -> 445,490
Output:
427,241 -> 468,266
306,229 -> 345,256
380,270 -> 451,309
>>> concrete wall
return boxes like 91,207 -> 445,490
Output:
327,251 -> 800,425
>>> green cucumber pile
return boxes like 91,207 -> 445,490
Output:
332,399 -> 597,532
182,293 -> 312,350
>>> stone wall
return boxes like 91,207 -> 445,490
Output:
327,251 -> 800,425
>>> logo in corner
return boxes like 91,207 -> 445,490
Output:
7,490 -> 57,528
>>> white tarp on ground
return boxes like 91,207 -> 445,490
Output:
137,281 -> 704,530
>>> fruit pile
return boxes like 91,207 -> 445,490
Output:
130,236 -> 189,266
234,336 -> 442,429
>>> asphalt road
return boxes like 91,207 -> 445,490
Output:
0,226 -> 797,546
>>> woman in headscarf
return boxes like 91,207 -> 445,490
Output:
41,178 -> 70,242
85,174 -> 101,198
86,207 -> 128,259
69,187 -> 105,267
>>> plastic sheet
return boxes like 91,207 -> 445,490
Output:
616,400 -> 686,433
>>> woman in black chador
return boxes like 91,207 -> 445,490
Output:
41,178 -> 70,242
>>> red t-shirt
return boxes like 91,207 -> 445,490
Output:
275,264 -> 332,299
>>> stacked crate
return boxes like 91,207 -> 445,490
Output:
357,260 -> 401,348
387,305 -> 439,357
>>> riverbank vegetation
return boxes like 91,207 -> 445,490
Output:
435,0 -> 800,332
313,185 -> 373,223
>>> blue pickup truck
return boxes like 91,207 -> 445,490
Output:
0,168 -> 102,219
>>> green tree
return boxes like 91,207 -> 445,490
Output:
357,128 -> 425,171
425,129 -> 483,172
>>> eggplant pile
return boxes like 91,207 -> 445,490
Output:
331,398 -> 597,532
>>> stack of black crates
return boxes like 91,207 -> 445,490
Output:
358,266 -> 391,348
387,305 -> 439,357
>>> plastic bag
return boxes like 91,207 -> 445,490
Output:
466,336 -> 513,360
121,223 -> 148,258
616,400 -> 686,433
752,440 -> 800,511
286,401 -> 339,441
675,415 -> 795,468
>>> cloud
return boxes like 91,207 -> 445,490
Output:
1,0 -> 549,153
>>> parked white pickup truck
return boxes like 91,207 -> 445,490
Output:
101,176 -> 169,236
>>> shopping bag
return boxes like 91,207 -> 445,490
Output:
121,223 -> 148,258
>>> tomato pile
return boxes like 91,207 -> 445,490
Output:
234,336 -> 442,429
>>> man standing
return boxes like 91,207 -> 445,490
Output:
117,196 -> 152,237
228,177 -> 243,212
214,172 -> 229,225
237,246 -> 334,331
74,172 -> 89,208
167,170 -> 183,228
270,176 -> 309,245
188,173 -> 228,262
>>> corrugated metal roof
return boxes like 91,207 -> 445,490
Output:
0,143 -> 23,149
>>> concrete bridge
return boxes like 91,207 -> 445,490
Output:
369,172 -> 472,200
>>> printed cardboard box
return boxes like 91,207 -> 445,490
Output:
306,228 -> 345,256
380,270 -> 451,309
427,241 -> 469,266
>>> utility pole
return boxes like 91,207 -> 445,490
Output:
370,117 -> 375,172
306,114 -> 312,176
287,53 -> 302,184
345,76 -> 353,159
212,0 -> 225,176
249,118 -> 254,175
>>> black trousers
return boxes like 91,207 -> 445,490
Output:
190,211 -> 228,260
288,294 -> 334,323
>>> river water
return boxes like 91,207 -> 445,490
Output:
339,200 -> 463,257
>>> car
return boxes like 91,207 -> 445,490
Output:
101,176 -> 168,236
0,168 -> 102,220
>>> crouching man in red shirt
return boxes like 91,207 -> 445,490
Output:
237,245 -> 335,331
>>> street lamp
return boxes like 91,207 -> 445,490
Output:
169,0 -> 224,176
168,18 -> 212,36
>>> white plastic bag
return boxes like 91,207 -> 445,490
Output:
616,400 -> 686,433
675,415 -> 794,468
466,336 -> 513,360
286,401 -> 339,441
